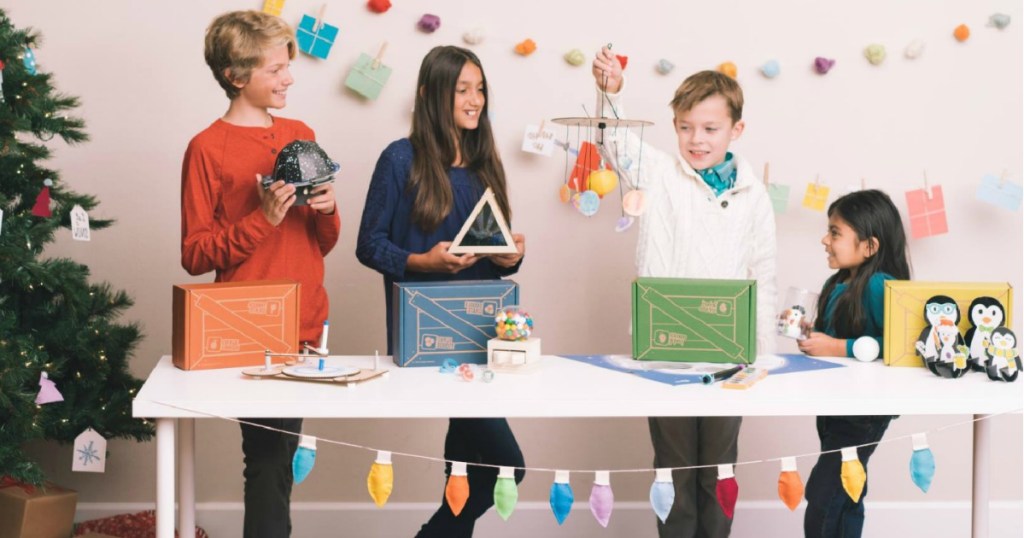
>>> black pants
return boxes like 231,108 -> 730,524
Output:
416,418 -> 525,538
648,416 -> 742,538
804,416 -> 893,538
240,418 -> 303,538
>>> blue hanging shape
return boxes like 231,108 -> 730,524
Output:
909,433 -> 936,493
549,470 -> 574,525
292,435 -> 317,485
23,47 -> 37,75
650,468 -> 675,523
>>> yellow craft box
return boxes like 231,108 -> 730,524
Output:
883,281 -> 1013,367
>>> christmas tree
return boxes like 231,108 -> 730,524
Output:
0,9 -> 152,485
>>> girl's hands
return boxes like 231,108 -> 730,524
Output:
488,233 -> 525,268
592,47 -> 623,94
798,332 -> 847,357
407,242 -> 480,274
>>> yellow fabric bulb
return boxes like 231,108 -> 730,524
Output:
840,448 -> 866,503
367,451 -> 394,507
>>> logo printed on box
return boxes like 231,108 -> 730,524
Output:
421,334 -> 455,350
655,330 -> 688,347
700,299 -> 732,316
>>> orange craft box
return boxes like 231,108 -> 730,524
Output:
172,280 -> 300,370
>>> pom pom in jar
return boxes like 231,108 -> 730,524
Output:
495,306 -> 534,341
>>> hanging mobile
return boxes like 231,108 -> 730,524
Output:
550,43 -> 653,224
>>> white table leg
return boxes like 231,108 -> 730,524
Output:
972,414 -> 990,538
179,418 -> 196,538
156,418 -> 176,538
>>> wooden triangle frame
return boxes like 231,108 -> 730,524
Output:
448,187 -> 518,255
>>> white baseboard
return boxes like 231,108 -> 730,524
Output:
77,500 -> 1022,537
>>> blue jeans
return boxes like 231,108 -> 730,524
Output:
240,418 -> 303,538
804,416 -> 893,538
416,418 -> 525,538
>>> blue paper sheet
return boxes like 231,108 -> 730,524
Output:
559,353 -> 844,386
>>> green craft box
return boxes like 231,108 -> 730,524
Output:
632,277 -> 757,363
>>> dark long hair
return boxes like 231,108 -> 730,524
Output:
814,189 -> 912,337
408,45 -> 510,232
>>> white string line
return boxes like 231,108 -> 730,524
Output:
148,400 -> 1021,475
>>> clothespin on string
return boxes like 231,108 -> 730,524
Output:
314,4 -> 326,32
763,162 -> 770,187
860,177 -> 866,190
922,170 -> 932,200
372,41 -> 388,70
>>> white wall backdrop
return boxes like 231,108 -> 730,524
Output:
10,0 -> 1022,536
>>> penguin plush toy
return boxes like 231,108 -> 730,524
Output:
914,295 -> 968,378
983,327 -> 1020,382
964,297 -> 1005,372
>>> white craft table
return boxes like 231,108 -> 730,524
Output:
133,354 -> 1021,538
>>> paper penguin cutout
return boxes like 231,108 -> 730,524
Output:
914,295 -> 968,378
964,297 -> 1005,371
983,327 -> 1020,382
448,188 -> 517,255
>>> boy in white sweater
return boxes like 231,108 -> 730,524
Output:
592,48 -> 777,537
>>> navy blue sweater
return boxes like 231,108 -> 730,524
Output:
356,139 -> 519,350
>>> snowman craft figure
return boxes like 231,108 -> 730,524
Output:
777,305 -> 807,339
983,327 -> 1020,382
964,297 -> 1005,371
914,295 -> 969,378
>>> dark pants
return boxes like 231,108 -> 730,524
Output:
648,416 -> 742,538
804,416 -> 893,538
240,418 -> 303,538
416,418 -> 525,538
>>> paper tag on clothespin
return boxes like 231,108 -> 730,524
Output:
372,41 -> 388,70
522,121 -> 555,156
73,427 -> 107,473
71,204 -> 91,241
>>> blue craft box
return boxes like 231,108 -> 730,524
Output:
296,14 -> 338,59
393,280 -> 519,367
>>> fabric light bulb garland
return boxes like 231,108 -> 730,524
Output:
549,470 -> 574,525
493,466 -> 519,521
649,467 -> 675,523
445,461 -> 470,516
367,450 -> 393,506
589,470 -> 614,527
777,456 -> 804,511
716,464 -> 739,518
909,433 -> 936,493
840,447 -> 867,502
292,435 -> 317,484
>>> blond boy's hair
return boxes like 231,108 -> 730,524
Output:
204,10 -> 295,99
669,71 -> 744,124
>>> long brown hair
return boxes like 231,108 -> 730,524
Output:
409,46 -> 510,232
814,190 -> 912,337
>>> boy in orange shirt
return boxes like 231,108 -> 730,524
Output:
180,11 -> 339,536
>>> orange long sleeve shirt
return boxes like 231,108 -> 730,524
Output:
180,117 -> 340,344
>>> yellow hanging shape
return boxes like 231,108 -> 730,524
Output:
445,461 -> 470,516
777,457 -> 804,511
367,450 -> 394,507
840,447 -> 866,503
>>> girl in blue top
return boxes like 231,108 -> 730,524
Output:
798,189 -> 911,538
356,45 -> 525,538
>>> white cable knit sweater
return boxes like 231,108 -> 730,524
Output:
599,85 -> 779,355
